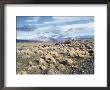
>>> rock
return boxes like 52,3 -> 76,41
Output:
63,48 -> 67,54
45,54 -> 52,60
20,49 -> 33,55
37,50 -> 43,55
66,59 -> 73,65
81,51 -> 86,55
49,64 -> 55,69
50,51 -> 59,58
28,61 -> 34,66
54,70 -> 61,74
28,66 -> 37,71
26,49 -> 33,55
64,40 -> 71,44
50,58 -> 57,64
39,58 -> 47,66
40,65 -> 46,70
55,43 -> 59,45
86,44 -> 93,49
34,51 -> 37,54
45,54 -> 57,64
57,64 -> 66,71
17,50 -> 20,54
47,69 -> 55,74
85,51 -> 89,56
28,66 -> 33,71
27,65 -> 42,74
18,71 -> 27,74
88,49 -> 94,56
60,58 -> 74,65
78,53 -> 85,58
74,50 -> 85,59
60,60 -> 67,65
68,50 -> 74,57
56,56 -> 62,61
22,55 -> 30,58
17,62 -> 22,67
73,50 -> 79,57
71,60 -> 77,65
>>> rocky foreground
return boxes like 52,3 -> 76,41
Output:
16,39 -> 94,74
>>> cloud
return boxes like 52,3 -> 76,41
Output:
57,22 -> 94,32
55,22 -> 94,38
33,24 -> 43,26
17,16 -> 94,41
43,16 -> 94,25
17,31 -> 36,40
53,16 -> 93,21
17,25 -> 37,32
25,17 -> 40,22
17,25 -> 54,40
17,22 -> 94,40
37,26 -> 52,31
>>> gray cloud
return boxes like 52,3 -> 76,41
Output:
17,25 -> 37,32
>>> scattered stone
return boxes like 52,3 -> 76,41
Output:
45,54 -> 57,64
28,61 -> 34,66
39,58 -> 47,66
57,64 -> 66,71
47,69 -> 55,74
17,39 -> 94,74
66,59 -> 74,65
40,65 -> 46,70
18,71 -> 27,74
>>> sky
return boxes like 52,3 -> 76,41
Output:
16,16 -> 94,42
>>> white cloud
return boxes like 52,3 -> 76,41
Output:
53,16 -> 93,21
17,22 -> 94,40
17,17 -> 94,41
55,22 -> 94,38
37,26 -> 52,30
53,17 -> 79,21
28,24 -> 32,26
17,31 -> 37,40
17,26 -> 54,40
25,17 -> 40,22
33,24 -> 43,26
43,16 -> 93,25
57,22 -> 94,32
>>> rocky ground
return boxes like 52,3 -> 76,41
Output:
16,39 -> 94,74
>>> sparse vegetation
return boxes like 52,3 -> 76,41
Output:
16,40 -> 94,74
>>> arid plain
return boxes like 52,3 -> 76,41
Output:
16,39 -> 94,74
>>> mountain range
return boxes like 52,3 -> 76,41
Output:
16,35 -> 94,43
